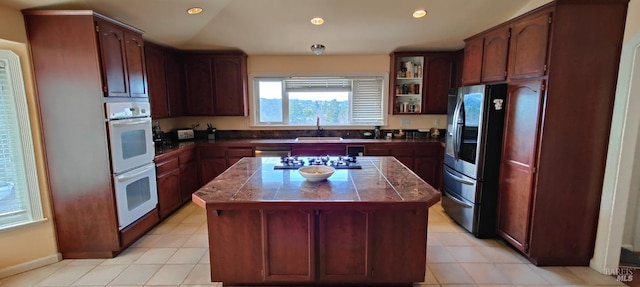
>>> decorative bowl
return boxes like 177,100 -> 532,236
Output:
298,166 -> 335,182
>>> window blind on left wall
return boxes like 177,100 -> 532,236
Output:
0,50 -> 44,230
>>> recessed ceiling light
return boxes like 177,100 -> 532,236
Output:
413,9 -> 427,18
310,17 -> 324,25
187,7 -> 203,15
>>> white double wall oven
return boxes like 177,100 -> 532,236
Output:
105,102 -> 157,230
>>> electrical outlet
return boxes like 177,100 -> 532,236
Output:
401,119 -> 410,126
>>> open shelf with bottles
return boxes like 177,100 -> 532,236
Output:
391,54 -> 424,114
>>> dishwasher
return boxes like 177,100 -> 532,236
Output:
254,146 -> 292,157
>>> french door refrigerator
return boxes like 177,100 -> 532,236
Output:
442,84 -> 507,238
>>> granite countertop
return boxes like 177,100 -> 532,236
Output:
155,137 -> 445,156
192,156 -> 441,209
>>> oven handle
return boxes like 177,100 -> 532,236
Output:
110,118 -> 151,127
116,165 -> 154,182
444,169 -> 474,185
443,189 -> 473,208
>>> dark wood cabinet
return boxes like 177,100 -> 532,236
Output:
183,52 -> 248,116
165,52 -> 186,117
179,147 -> 199,203
461,37 -> 483,85
199,146 -> 227,185
23,10 -> 155,258
227,146 -> 254,166
184,55 -> 214,116
262,210 -> 315,282
145,42 -> 169,118
206,205 -> 426,285
371,208 -> 427,282
155,156 -> 182,219
207,209 -> 263,283
317,210 -> 371,282
96,19 -> 147,98
508,11 -> 551,81
481,26 -> 510,83
496,81 -> 543,252
475,0 -> 629,265
423,54 -> 454,114
212,55 -> 249,116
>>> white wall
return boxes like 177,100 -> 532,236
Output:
591,0 -> 640,273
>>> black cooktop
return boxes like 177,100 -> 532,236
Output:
274,155 -> 362,169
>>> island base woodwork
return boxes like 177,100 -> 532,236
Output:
204,204 -> 429,286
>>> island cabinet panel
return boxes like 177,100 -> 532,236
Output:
481,26 -> 510,83
497,81 -> 543,252
507,11 -> 551,81
317,210 -> 372,281
208,209 -> 263,283
372,208 -> 427,282
262,210 -> 315,282
461,36 -> 484,85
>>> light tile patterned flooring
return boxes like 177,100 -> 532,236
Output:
0,202 -> 628,287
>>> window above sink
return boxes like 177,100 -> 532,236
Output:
251,75 -> 387,127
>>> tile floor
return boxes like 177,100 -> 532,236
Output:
0,202 -> 630,287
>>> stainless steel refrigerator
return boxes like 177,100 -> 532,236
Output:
442,84 -> 507,238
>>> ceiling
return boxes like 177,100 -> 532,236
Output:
3,0 -> 548,55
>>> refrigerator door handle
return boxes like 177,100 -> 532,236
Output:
443,189 -> 473,208
452,96 -> 463,160
444,169 -> 474,185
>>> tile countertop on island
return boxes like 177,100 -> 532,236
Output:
191,156 -> 441,209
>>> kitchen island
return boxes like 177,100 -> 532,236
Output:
192,156 -> 441,286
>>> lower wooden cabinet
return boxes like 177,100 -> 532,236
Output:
155,155 -> 182,219
205,206 -> 427,285
179,148 -> 199,203
292,144 -> 346,156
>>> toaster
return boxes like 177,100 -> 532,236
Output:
176,129 -> 194,140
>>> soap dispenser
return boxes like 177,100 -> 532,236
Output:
374,126 -> 381,139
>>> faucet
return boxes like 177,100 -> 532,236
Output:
316,116 -> 324,137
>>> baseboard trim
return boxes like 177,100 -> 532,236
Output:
0,253 -> 62,279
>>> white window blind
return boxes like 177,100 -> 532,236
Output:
351,77 -> 384,125
0,50 -> 44,230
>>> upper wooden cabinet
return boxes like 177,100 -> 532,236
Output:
183,52 -> 249,116
463,8 -> 551,85
146,42 -> 185,118
212,55 -> 249,116
389,52 -> 455,114
508,11 -> 551,81
461,37 -> 483,85
481,26 -> 510,83
145,42 -> 169,118
96,19 -> 148,98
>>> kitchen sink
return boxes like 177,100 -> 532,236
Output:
295,137 -> 343,141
